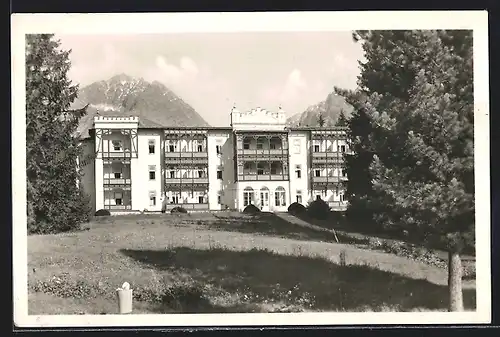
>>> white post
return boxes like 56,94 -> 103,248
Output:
116,282 -> 133,314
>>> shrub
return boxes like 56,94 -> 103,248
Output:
288,202 -> 306,215
306,196 -> 331,220
243,204 -> 260,215
95,209 -> 111,217
171,206 -> 188,214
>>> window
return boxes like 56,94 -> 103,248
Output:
198,195 -> 205,204
149,191 -> 156,206
295,165 -> 302,179
149,165 -> 156,180
328,169 -> 335,177
198,170 -> 205,178
243,139 -> 250,150
112,140 -> 122,151
169,170 -> 175,178
148,140 -> 155,154
216,145 -> 222,154
293,139 -> 301,154
296,190 -> 302,203
274,186 -> 286,207
114,192 -> 123,206
314,144 -> 320,152
171,195 -> 179,204
335,187 -> 339,196
217,194 -> 222,204
114,172 -> 121,179
270,142 -> 276,150
270,162 -> 280,175
340,194 -> 346,202
197,140 -> 204,152
243,187 -> 254,206
256,139 -> 263,150
342,169 -> 347,177
315,169 -> 321,177
341,145 -> 346,153
168,141 -> 176,152
217,170 -> 223,179
257,163 -> 264,175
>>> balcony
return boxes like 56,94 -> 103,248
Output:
103,178 -> 131,185
165,151 -> 209,165
238,174 -> 289,181
165,151 -> 208,158
102,152 -> 134,159
105,205 -> 133,211
164,177 -> 209,184
311,176 -> 340,183
311,152 -> 344,165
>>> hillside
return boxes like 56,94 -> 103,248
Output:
287,91 -> 354,127
72,74 -> 209,138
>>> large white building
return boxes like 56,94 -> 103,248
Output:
78,106 -> 350,213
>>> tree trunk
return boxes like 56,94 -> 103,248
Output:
448,250 -> 464,312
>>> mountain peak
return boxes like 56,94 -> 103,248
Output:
286,90 -> 354,127
75,74 -> 209,138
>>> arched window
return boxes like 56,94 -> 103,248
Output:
243,187 -> 254,206
260,187 -> 270,208
274,186 -> 286,207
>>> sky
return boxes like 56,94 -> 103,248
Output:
58,32 -> 364,127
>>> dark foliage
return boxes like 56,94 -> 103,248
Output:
171,207 -> 188,214
26,34 -> 92,234
288,202 -> 307,215
243,204 -> 261,215
306,197 -> 331,220
95,209 -> 111,217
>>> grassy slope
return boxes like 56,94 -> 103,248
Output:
27,213 -> 476,314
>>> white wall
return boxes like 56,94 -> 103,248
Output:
207,130 -> 236,210
288,131 -> 310,207
132,130 -> 163,211
236,180 -> 290,212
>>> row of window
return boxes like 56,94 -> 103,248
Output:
112,166 -> 344,181
110,139 -> 209,154
108,189 -> 344,209
293,166 -> 346,178
110,139 -> 346,155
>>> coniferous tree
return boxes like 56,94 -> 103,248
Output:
317,112 -> 326,127
336,109 -> 348,127
337,30 -> 474,311
26,34 -> 92,234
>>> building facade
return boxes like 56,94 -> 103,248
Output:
78,107 -> 350,213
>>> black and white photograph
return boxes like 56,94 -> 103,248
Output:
11,11 -> 490,327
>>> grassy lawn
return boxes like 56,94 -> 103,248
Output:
28,212 -> 476,315
284,212 -> 476,280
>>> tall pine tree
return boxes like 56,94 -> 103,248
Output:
336,109 -> 348,127
26,34 -> 92,234
338,30 -> 474,311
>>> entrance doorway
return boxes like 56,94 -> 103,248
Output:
260,187 -> 270,212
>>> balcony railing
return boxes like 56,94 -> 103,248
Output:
104,205 -> 132,210
101,152 -> 134,159
238,174 -> 289,181
103,178 -> 131,185
164,177 -> 209,184
311,151 -> 343,158
164,151 -> 208,158
311,176 -> 340,183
